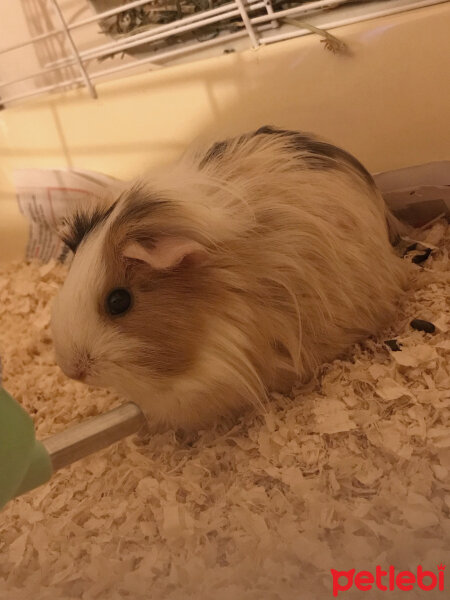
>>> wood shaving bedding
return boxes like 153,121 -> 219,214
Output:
0,222 -> 449,600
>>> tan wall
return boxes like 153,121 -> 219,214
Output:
1,2 -> 449,262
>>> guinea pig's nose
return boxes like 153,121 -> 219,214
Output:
73,369 -> 87,382
62,364 -> 87,381
59,352 -> 92,382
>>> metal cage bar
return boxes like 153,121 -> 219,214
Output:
0,0 -> 445,107
44,0 -> 264,70
234,0 -> 260,47
48,0 -> 97,99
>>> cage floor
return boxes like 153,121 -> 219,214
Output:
0,221 -> 449,600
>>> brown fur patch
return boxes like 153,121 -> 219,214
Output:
99,192 -> 218,378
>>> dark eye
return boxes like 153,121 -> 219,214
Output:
106,288 -> 132,316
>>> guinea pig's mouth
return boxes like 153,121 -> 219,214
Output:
59,363 -> 91,383
59,364 -> 108,389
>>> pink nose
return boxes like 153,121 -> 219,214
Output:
55,348 -> 93,382
61,364 -> 87,381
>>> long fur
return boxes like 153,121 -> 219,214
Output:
51,128 -> 409,430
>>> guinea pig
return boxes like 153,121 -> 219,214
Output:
51,126 -> 408,430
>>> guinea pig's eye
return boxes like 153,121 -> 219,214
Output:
106,288 -> 133,316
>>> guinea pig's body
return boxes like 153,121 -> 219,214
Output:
51,126 -> 408,429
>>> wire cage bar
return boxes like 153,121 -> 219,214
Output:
0,0 -> 445,108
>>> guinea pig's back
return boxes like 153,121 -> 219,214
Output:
191,127 -> 409,383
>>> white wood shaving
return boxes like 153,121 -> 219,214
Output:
0,221 -> 449,600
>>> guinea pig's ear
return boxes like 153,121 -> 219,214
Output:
123,237 -> 207,270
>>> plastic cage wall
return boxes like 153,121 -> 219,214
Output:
0,0 -> 445,107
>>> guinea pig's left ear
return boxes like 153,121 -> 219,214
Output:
123,237 -> 207,270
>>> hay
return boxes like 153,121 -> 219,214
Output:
0,222 -> 449,600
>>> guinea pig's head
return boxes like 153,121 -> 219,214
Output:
51,185 -> 213,402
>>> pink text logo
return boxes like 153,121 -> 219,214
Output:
330,565 -> 445,597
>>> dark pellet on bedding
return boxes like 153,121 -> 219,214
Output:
412,248 -> 432,264
410,319 -> 436,333
385,339 -> 402,351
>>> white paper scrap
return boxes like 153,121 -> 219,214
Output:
13,168 -> 121,263
373,161 -> 450,227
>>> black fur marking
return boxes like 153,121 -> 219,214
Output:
198,140 -> 230,169
199,126 -> 375,188
62,202 -> 117,253
114,185 -> 170,229
253,125 -> 375,187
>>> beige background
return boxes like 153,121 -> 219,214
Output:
0,2 -> 449,262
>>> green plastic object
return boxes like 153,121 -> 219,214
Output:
0,386 -> 53,509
